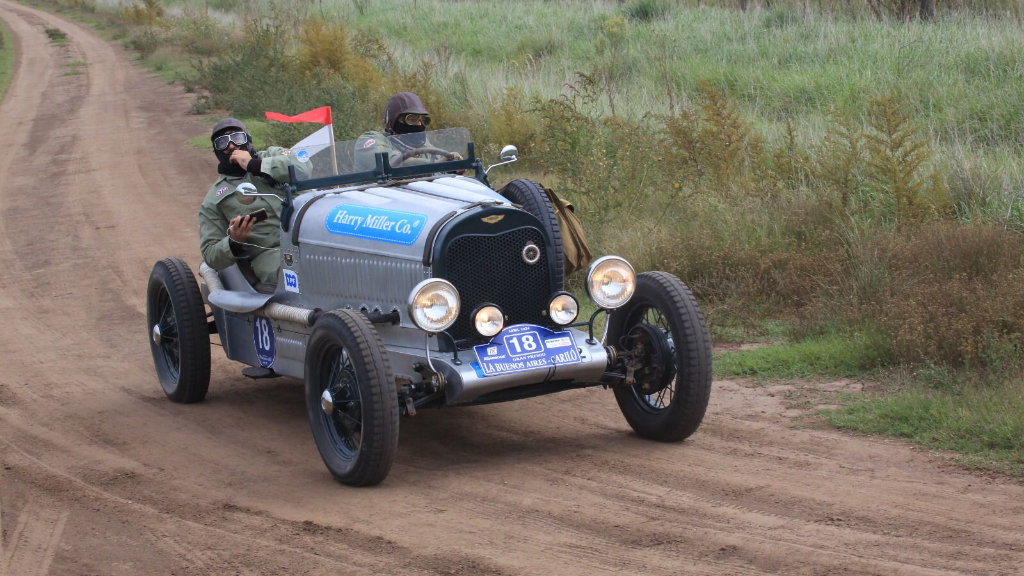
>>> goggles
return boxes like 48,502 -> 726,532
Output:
400,113 -> 431,127
213,131 -> 248,151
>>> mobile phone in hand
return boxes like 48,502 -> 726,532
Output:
243,208 -> 269,225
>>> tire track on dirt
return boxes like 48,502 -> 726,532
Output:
0,501 -> 68,576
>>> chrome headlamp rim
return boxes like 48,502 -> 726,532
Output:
585,255 -> 636,310
547,291 -> 580,326
472,303 -> 505,338
407,278 -> 461,333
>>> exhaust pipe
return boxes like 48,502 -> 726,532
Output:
199,263 -> 317,326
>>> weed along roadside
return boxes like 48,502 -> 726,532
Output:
34,0 -> 1024,475
0,15 -> 13,99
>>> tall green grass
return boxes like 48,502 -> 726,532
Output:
136,1 -> 1024,198
154,0 -> 1024,205
0,18 -> 13,101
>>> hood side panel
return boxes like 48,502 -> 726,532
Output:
300,246 -> 427,328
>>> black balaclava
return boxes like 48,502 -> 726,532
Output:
383,92 -> 429,147
211,117 -> 255,177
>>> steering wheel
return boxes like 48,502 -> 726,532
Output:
395,147 -> 463,166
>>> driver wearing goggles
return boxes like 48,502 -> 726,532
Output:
353,92 -> 461,172
198,117 -> 311,287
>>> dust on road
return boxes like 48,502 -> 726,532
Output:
0,2 -> 1022,574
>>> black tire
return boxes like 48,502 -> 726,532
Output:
498,179 -> 565,290
607,272 -> 712,441
305,310 -> 399,487
146,258 -> 211,403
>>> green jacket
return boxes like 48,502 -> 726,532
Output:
198,147 -> 311,273
353,131 -> 436,172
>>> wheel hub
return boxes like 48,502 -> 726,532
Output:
624,323 -> 674,393
152,324 -> 162,346
321,389 -> 335,416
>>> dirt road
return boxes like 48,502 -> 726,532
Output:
0,3 -> 1022,574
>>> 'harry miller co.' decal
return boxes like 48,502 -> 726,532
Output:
324,204 -> 428,246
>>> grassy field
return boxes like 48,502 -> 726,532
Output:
0,16 -> 14,101
151,0 -> 1024,200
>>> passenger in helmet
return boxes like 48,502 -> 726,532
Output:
198,117 -> 311,286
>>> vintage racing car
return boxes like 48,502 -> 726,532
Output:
146,129 -> 712,486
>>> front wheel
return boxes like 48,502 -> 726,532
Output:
607,272 -> 712,442
305,310 -> 399,486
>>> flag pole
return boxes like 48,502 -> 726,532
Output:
328,123 -> 338,175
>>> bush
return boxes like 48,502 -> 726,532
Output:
297,18 -> 381,91
121,0 -> 164,27
125,27 -> 162,59
44,27 -> 67,41
623,0 -> 670,23
868,223 -> 1024,367
486,87 -> 538,159
864,95 -> 950,227
194,19 -> 378,142
169,10 -> 226,57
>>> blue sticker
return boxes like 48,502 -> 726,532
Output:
283,269 -> 299,293
296,149 -> 310,163
473,324 -> 582,377
325,204 -> 427,245
252,316 -> 276,368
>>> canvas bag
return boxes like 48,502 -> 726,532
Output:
540,185 -> 593,275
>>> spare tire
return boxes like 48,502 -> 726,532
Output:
498,179 -> 565,290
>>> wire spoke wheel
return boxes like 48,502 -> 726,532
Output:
154,287 -> 181,380
607,272 -> 712,442
146,258 -> 210,404
305,310 -> 398,487
320,345 -> 363,458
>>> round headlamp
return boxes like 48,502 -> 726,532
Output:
473,304 -> 504,338
408,279 -> 460,332
586,256 -> 636,309
548,293 -> 579,326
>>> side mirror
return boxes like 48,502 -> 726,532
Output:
499,145 -> 518,161
234,182 -> 282,204
485,144 -> 519,175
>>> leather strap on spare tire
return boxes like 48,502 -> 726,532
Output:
497,179 -> 565,289
497,179 -> 592,279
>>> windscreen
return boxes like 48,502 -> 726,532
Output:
291,127 -> 472,183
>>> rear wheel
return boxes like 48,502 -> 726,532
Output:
146,258 -> 211,403
607,272 -> 712,441
305,310 -> 399,486
498,179 -> 565,290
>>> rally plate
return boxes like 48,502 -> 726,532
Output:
472,324 -> 582,377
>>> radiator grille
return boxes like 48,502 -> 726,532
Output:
443,228 -> 552,342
